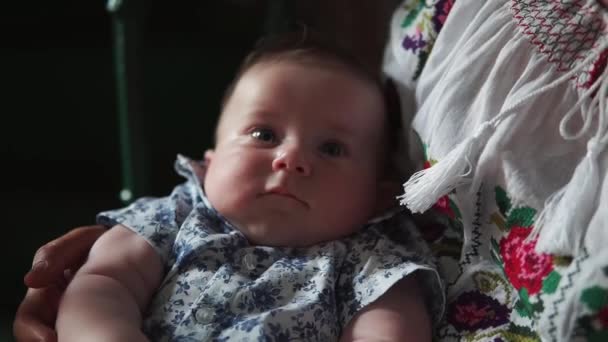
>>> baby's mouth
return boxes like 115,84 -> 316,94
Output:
259,188 -> 310,209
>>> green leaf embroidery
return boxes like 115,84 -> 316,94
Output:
541,271 -> 562,294
473,272 -> 496,293
515,288 -> 533,317
520,287 -> 530,302
448,197 -> 462,219
506,207 -> 537,228
491,238 -> 501,255
431,237 -> 463,259
491,249 -> 503,268
495,186 -> 512,217
490,212 -> 507,232
532,299 -> 544,313
581,286 -> 608,312
589,331 -> 608,342
516,287 -> 544,314
401,0 -> 426,28
506,323 -> 541,341
515,299 -> 532,318
421,141 -> 429,161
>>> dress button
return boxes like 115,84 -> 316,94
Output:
243,253 -> 257,271
194,308 -> 214,324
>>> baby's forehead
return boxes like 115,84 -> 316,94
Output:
241,61 -> 384,115
217,56 -> 389,143
248,54 -> 373,86
246,59 -> 385,112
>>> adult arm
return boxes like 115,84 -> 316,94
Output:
55,225 -> 163,342
339,274 -> 431,342
14,225 -> 107,342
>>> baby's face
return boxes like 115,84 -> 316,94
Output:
204,61 -> 387,247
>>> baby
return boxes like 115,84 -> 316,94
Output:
56,31 -> 443,341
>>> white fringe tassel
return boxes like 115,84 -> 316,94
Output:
530,65 -> 608,256
400,38 -> 608,227
399,122 -> 495,213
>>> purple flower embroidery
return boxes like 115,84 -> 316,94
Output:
402,32 -> 427,53
447,291 -> 511,332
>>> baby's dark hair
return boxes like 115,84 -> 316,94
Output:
221,29 -> 384,108
219,29 -> 404,176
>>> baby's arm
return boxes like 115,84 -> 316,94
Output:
340,274 -> 431,342
56,224 -> 163,342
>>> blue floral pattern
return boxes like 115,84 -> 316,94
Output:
97,156 -> 444,341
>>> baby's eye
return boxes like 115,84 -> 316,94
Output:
250,128 -> 276,143
320,141 -> 347,158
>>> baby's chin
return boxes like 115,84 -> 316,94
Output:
233,219 -> 363,248
217,201 -> 371,247
237,224 -> 319,248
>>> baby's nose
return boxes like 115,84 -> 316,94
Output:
272,147 -> 311,176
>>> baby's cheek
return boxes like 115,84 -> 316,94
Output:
206,178 -> 254,221
204,171 -> 232,210
325,186 -> 376,223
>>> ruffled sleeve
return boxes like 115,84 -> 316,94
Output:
335,212 -> 445,329
96,155 -> 205,263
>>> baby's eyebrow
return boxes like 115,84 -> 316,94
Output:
248,109 -> 281,120
325,122 -> 359,138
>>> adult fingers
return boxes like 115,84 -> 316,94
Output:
13,286 -> 62,342
24,225 -> 107,288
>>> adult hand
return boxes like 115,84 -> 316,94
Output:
13,225 -> 107,342
13,286 -> 64,342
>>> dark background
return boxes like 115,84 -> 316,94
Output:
2,1 -> 267,339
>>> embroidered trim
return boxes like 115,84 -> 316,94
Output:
546,247 -> 588,340
458,187 -> 484,269
510,0 -> 607,88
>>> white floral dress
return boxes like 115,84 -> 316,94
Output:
383,0 -> 608,341
97,156 -> 445,342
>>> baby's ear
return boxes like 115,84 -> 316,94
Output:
204,149 -> 215,166
374,180 -> 401,214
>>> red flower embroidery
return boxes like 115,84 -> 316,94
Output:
420,222 -> 447,243
436,0 -> 454,25
499,226 -> 553,294
455,303 -> 492,326
447,291 -> 510,332
433,195 -> 455,219
598,306 -> 608,328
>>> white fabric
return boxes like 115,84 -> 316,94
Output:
384,0 -> 608,340
394,0 -> 607,255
